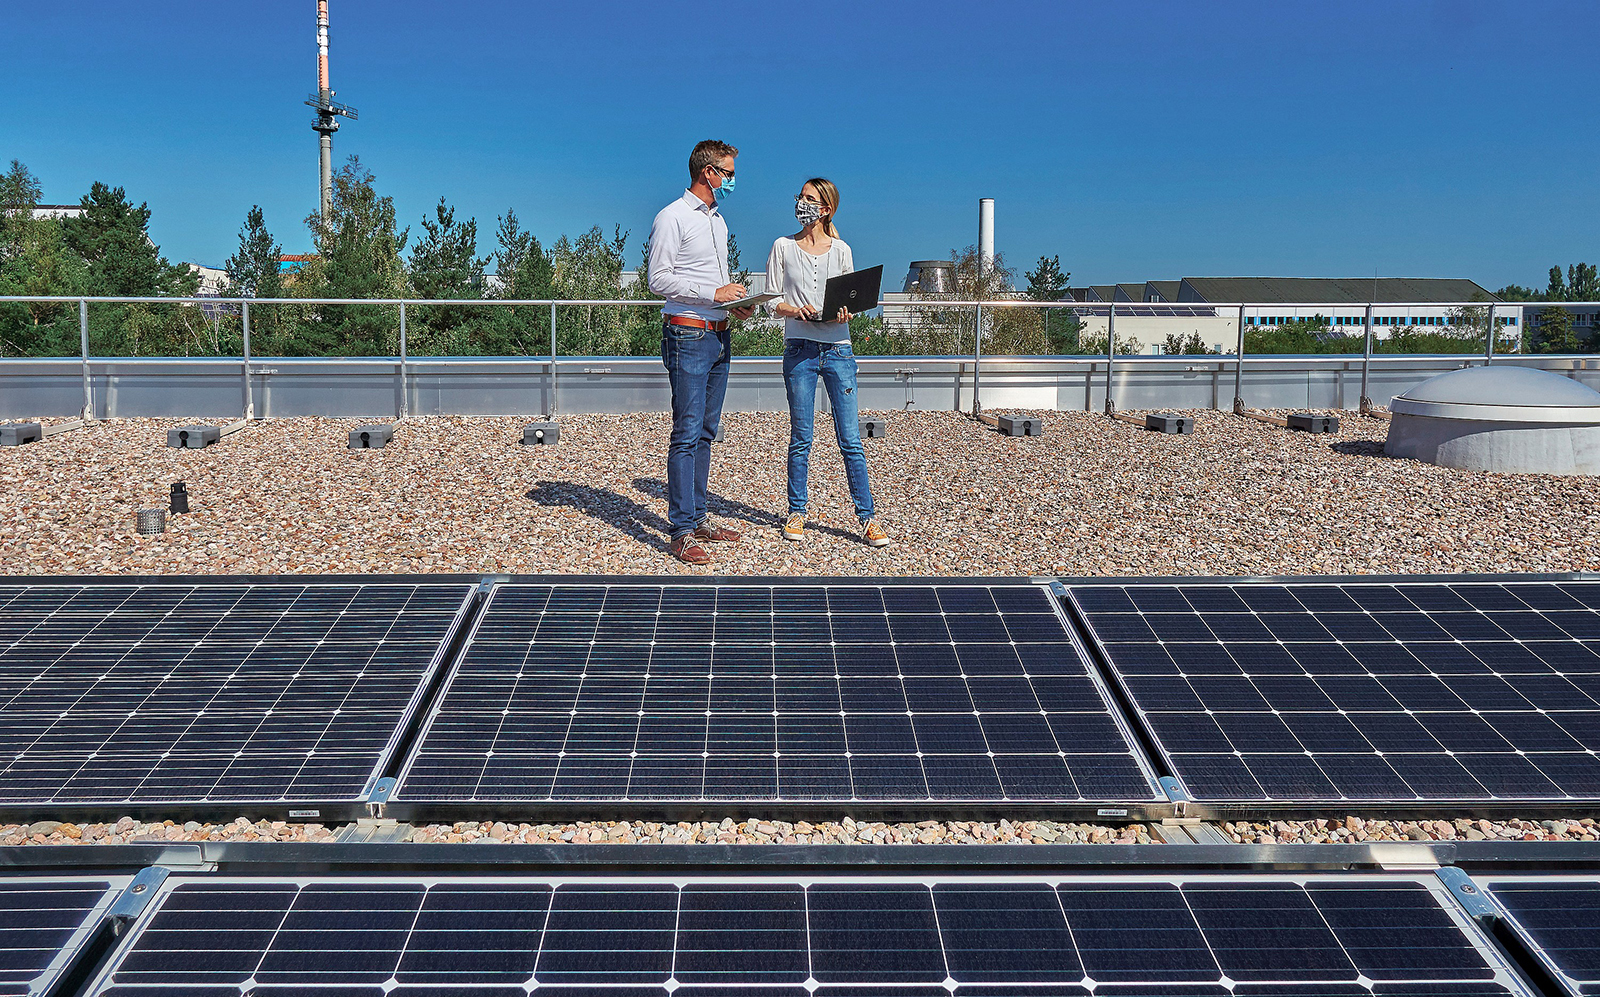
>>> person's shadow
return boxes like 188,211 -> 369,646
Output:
525,481 -> 673,552
632,477 -> 860,541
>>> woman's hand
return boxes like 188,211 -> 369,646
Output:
836,307 -> 851,323
776,301 -> 819,320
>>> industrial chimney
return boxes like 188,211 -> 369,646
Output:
306,0 -> 358,222
978,198 -> 995,276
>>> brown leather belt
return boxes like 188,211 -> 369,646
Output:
665,315 -> 729,333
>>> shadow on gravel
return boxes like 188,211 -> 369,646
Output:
526,481 -> 671,552
632,477 -> 861,542
1330,440 -> 1391,458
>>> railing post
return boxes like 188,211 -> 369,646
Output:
78,298 -> 92,421
1485,303 -> 1496,365
1104,301 -> 1116,414
1359,302 -> 1373,414
550,301 -> 559,420
971,302 -> 982,418
241,300 -> 254,420
397,302 -> 408,420
1232,303 -> 1245,414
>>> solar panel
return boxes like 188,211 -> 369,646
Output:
1480,876 -> 1600,997
0,876 -> 125,997
394,582 -> 1161,805
0,583 -> 475,806
82,873 -> 1529,997
1066,580 -> 1600,802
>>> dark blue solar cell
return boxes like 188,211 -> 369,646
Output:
1162,642 -> 1243,674
1087,614 -> 1159,642
1286,643 -> 1369,674
939,587 -> 999,614
904,677 -> 975,713
1454,753 -> 1561,798
898,644 -> 962,675
778,713 -> 845,753
772,586 -> 830,614
827,587 -> 886,615
1380,676 -> 1469,711
1490,612 -> 1574,642
832,645 -> 895,676
1244,754 -> 1340,797
934,884 -> 1081,982
957,643 -> 1028,675
1422,714 -> 1514,753
889,614 -> 952,642
882,587 -> 943,613
840,679 -> 908,714
1454,585 -> 1531,612
1103,642 -> 1179,675
1189,677 -> 1272,711
1121,677 -> 1205,711
830,616 -> 892,643
707,715 -> 775,754
1031,675 -> 1112,712
922,755 -> 1004,798
1146,614 -> 1217,641
1384,754 -> 1489,798
395,885 -> 549,983
1548,613 -> 1600,640
1004,614 -> 1070,641
1057,884 -> 1220,982
1252,676 -> 1339,712
536,884 -> 678,984
1468,641 -> 1557,673
1126,586 -> 1192,613
1072,586 -> 1138,613
1530,752 -> 1600,794
979,713 -> 1058,753
945,614 -> 1012,642
994,754 -> 1079,798
550,755 -> 632,799
627,756 -> 704,799
255,884 -> 425,984
1205,615 -> 1277,641
1315,753 -> 1415,800
703,756 -> 777,798
968,676 -> 1044,711
771,615 -> 833,642
779,755 -> 853,798
1292,587 -> 1365,612
1489,713 -> 1585,752
1184,884 -> 1358,981
1237,587 -> 1306,613
1214,713 -> 1304,752
849,755 -> 929,798
1311,883 -> 1494,979
1166,754 -> 1266,800
1182,587 -> 1251,612
1316,675 -> 1403,711
1147,712 -> 1235,753
1317,613 -> 1399,642
1345,586 -> 1413,611
1394,586 -> 1476,612
1260,615 -> 1336,642
674,885 -> 808,984
844,713 -> 916,752
807,885 -> 946,984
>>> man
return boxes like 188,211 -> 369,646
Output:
647,140 -> 754,564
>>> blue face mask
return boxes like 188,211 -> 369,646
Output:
713,171 -> 735,198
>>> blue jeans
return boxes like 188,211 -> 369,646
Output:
662,320 -> 731,538
783,339 -> 875,521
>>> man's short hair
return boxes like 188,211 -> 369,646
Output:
689,140 -> 738,180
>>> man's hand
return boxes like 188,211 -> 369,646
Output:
729,306 -> 755,320
714,283 -> 748,303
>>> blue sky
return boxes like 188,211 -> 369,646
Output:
6,0 -> 1597,290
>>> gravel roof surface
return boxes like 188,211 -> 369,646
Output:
3,410 -> 1598,577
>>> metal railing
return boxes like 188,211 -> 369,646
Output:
0,294 -> 1594,422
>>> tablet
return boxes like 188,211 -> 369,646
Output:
713,291 -> 782,310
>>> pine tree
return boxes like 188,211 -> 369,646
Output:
408,198 -> 486,300
224,205 -> 283,298
1023,254 -> 1079,354
1534,306 -> 1581,353
0,159 -> 44,248
60,182 -> 197,296
293,156 -> 408,355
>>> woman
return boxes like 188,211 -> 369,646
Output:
765,178 -> 891,548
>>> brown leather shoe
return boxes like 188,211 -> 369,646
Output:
669,535 -> 712,564
694,520 -> 742,543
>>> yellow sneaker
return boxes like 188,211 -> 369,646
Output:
782,513 -> 805,542
862,519 -> 892,547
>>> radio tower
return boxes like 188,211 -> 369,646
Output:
306,0 -> 357,222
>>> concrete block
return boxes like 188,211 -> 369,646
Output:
996,415 -> 1042,436
166,425 -> 220,449
522,422 -> 559,446
712,423 -> 725,443
860,418 -> 887,438
347,424 -> 394,449
1287,413 -> 1339,434
1145,413 -> 1194,435
0,423 -> 43,446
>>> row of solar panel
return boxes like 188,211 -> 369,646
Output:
3,872 -> 1596,997
5,578 -> 1600,807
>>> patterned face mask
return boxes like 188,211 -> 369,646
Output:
795,200 -> 824,226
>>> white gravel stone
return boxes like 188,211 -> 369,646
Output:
2,411 -> 1597,575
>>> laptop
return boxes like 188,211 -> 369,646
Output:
806,265 -> 883,322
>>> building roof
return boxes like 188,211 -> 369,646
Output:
1176,277 -> 1499,304
1087,285 -> 1117,302
1145,280 -> 1182,302
1115,283 -> 1148,302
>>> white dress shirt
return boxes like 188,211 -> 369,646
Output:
765,235 -> 854,344
647,189 -> 730,322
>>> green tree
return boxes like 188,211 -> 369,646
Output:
60,182 -> 196,297
1162,331 -> 1216,355
491,208 -> 553,300
406,198 -> 488,355
223,205 -> 283,299
1542,263 -> 1596,302
288,156 -> 408,356
1023,254 -> 1079,353
1495,283 -> 1544,302
1533,306 -> 1581,353
0,202 -> 89,356
0,159 -> 44,247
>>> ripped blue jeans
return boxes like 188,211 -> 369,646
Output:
782,339 -> 875,521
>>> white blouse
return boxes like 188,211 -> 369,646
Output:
764,235 -> 855,344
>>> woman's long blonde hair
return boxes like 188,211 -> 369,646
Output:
804,177 -> 840,239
